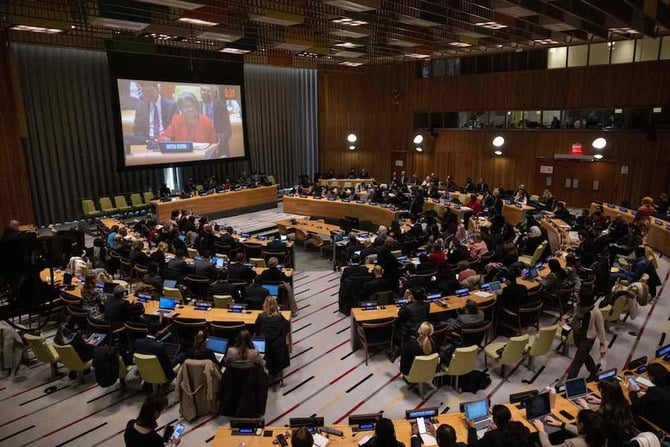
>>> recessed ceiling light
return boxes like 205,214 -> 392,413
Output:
406,53 -> 430,59
339,61 -> 363,66
494,150 -> 503,156
496,44 -> 503,48
334,42 -> 364,48
332,18 -> 368,26
593,154 -> 603,160
11,25 -> 63,34
177,17 -> 218,27
197,31 -> 243,42
448,42 -> 471,47
135,0 -> 204,9
90,17 -> 149,31
533,38 -> 559,45
609,27 -> 639,35
219,47 -> 250,54
475,21 -> 507,30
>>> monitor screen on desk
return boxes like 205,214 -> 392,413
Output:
464,399 -> 489,421
525,393 -> 551,420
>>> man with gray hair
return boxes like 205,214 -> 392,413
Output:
2,220 -> 20,239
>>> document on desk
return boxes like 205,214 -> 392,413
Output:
313,433 -> 330,447
473,291 -> 492,298
418,434 -> 438,446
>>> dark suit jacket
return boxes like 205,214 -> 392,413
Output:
266,239 -> 287,251
209,281 -> 242,301
129,249 -> 150,267
201,100 -> 231,141
133,96 -> 178,139
342,265 -> 371,281
244,285 -> 269,309
360,277 -> 395,300
500,283 -> 529,313
104,296 -> 129,326
259,267 -> 289,283
397,301 -> 430,335
227,262 -> 256,283
134,336 -> 175,379
163,258 -> 188,281
193,259 -> 216,280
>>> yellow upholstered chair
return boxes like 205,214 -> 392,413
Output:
134,353 -> 177,392
484,334 -> 529,378
518,241 -> 548,267
24,334 -> 60,377
81,199 -> 101,218
441,345 -> 478,393
526,324 -> 558,370
130,193 -> 148,210
143,191 -> 154,203
213,295 -> 233,308
99,197 -> 118,214
404,353 -> 440,397
186,247 -> 199,259
53,343 -> 93,379
114,195 -> 132,212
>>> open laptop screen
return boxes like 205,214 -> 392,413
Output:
464,400 -> 489,421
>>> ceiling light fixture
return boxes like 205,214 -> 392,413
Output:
492,136 -> 505,148
219,47 -> 250,54
475,21 -> 507,30
339,61 -> 363,67
533,38 -> 559,45
332,18 -> 368,26
334,42 -> 363,48
415,147 -> 423,152
593,154 -> 603,160
494,150 -> 503,156
448,42 -> 471,47
406,53 -> 430,59
413,134 -> 424,145
177,17 -> 218,26
11,25 -> 63,34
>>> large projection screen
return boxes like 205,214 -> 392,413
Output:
117,79 -> 246,167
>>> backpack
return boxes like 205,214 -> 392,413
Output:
458,370 -> 491,394
93,345 -> 120,388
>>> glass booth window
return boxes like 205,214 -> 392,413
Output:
523,111 -> 542,129
635,38 -> 660,62
489,111 -> 506,128
567,45 -> 588,67
547,47 -> 567,69
589,42 -> 611,65
542,111 -> 562,128
610,40 -> 634,64
507,111 -> 525,128
458,111 -> 489,128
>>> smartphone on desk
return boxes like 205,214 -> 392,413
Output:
171,423 -> 185,441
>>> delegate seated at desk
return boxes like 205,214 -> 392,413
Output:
259,257 -> 290,283
468,405 -> 530,447
134,322 -> 176,380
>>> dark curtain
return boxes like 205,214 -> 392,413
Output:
15,45 -> 317,225
243,64 -> 317,188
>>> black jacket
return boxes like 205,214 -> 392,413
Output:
397,301 -> 430,335
163,257 -> 188,281
467,421 -> 530,447
360,277 -> 395,300
134,336 -> 175,380
631,385 -> 670,432
499,283 -> 529,313
220,362 -> 268,417
227,262 -> 256,283
342,265 -> 371,281
259,267 -> 290,283
192,259 -> 216,280
244,285 -> 269,309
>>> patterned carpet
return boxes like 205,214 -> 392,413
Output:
1,207 -> 668,447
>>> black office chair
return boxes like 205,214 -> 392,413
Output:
220,362 -> 268,417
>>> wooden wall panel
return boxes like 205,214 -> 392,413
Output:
319,60 -> 670,204
0,31 -> 34,227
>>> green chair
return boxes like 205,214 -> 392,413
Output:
266,175 -> 276,185
99,197 -> 118,214
130,193 -> 148,210
81,199 -> 101,218
24,334 -> 61,378
114,195 -> 132,212
440,345 -> 478,393
484,334 -> 529,378
404,353 -> 440,398
525,324 -> 558,370
518,241 -> 548,267
143,191 -> 155,203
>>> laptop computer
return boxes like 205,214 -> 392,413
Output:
206,336 -> 229,363
163,279 -> 177,289
252,337 -> 266,355
656,344 -> 670,358
597,368 -> 618,382
86,333 -> 107,346
565,378 -> 589,401
261,284 -> 279,297
525,393 -> 560,433
524,268 -> 539,280
463,399 -> 493,431
152,297 -> 177,315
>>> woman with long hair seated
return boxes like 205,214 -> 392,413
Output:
534,409 -> 605,447
361,417 -> 404,447
223,329 -> 264,367
124,394 -> 180,446
185,330 -> 219,365
400,321 -> 435,376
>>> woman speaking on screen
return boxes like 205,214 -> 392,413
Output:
159,92 -> 217,147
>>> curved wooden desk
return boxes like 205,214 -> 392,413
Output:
589,202 -> 670,256
502,202 -> 536,226
152,185 -> 277,221
317,178 -> 374,188
283,196 -> 400,227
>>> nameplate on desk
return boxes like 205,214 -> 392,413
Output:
195,302 -> 212,311
619,207 -> 628,212
356,200 -> 365,204
360,302 -> 378,310
299,194 -> 308,198
454,204 -> 462,209
327,197 -> 337,201
608,203 -> 616,208
342,198 -> 351,202
159,142 -> 193,153
369,202 -> 378,206
665,226 -> 670,231
655,220 -> 663,225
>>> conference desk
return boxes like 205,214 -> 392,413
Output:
348,259 -> 554,349
585,357 -> 670,402
152,185 -> 277,221
317,178 -> 374,188
423,200 -> 473,221
589,202 -> 670,256
211,397 -> 578,446
283,196 -> 401,227
502,202 -> 536,226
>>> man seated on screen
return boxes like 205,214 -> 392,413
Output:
159,92 -> 217,147
132,81 -> 178,143
200,86 -> 231,151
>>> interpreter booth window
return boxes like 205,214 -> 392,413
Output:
458,111 -> 488,128
567,45 -> 588,67
563,110 -> 589,129
522,111 -> 542,129
661,37 -> 670,60
635,38 -> 660,62
610,40 -> 634,64
489,111 -> 506,128
506,111 -> 525,128
547,47 -> 567,69
542,111 -> 562,128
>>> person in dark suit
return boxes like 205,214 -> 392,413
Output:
209,271 -> 242,302
227,253 -> 256,283
142,263 -> 163,292
217,226 -> 239,250
133,322 -> 175,380
259,257 -> 290,283
244,279 -> 270,310
467,405 -> 530,447
163,249 -> 188,281
192,253 -> 216,280
360,265 -> 395,301
499,275 -> 529,313
129,241 -> 150,267
104,286 -> 130,327
341,254 -> 370,281
200,86 -> 231,147
132,81 -> 178,142
266,237 -> 287,251
397,288 -> 430,338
